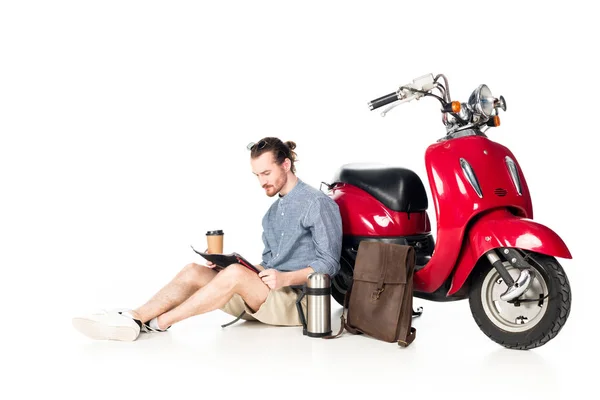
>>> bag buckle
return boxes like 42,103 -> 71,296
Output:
371,287 -> 385,300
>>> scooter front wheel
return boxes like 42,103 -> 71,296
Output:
468,251 -> 571,350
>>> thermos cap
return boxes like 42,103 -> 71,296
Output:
307,272 -> 330,289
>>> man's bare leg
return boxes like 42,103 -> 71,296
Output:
129,263 -> 218,323
155,264 -> 269,329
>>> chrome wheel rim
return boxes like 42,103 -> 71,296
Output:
481,262 -> 549,332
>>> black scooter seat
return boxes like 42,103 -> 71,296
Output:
332,163 -> 428,213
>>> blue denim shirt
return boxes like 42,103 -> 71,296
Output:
260,178 -> 342,278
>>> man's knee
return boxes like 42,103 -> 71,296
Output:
218,263 -> 255,290
180,262 -> 212,285
219,264 -> 269,310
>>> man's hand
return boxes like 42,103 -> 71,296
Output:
258,268 -> 286,290
204,248 -> 217,269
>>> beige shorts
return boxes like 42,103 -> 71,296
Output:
220,286 -> 307,326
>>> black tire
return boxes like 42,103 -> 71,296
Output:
469,251 -> 571,350
331,255 -> 354,306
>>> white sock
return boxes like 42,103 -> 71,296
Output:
148,317 -> 164,331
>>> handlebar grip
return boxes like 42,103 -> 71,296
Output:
368,92 -> 399,110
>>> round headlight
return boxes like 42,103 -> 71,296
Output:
468,84 -> 495,117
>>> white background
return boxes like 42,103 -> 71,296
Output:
1,1 -> 598,399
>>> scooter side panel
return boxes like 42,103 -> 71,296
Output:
413,227 -> 464,292
426,135 -> 533,228
329,184 -> 429,236
417,136 -> 535,293
447,208 -> 572,295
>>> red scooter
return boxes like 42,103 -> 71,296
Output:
324,74 -> 572,349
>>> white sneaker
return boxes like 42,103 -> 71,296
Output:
72,310 -> 141,341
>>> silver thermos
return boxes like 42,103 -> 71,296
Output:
296,273 -> 332,337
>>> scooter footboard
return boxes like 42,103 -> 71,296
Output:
447,208 -> 571,296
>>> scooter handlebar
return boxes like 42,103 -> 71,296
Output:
368,74 -> 436,113
368,91 -> 399,111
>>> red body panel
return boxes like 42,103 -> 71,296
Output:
447,208 -> 572,295
330,183 -> 429,236
332,134 -> 570,297
414,135 -> 535,292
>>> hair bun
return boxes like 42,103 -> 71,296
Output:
285,141 -> 296,150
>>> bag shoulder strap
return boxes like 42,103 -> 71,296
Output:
323,283 -> 362,339
397,327 -> 416,347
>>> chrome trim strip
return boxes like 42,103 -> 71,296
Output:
460,158 -> 483,198
505,156 -> 522,195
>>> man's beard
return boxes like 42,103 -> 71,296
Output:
264,175 -> 286,197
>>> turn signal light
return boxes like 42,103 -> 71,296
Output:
442,101 -> 462,113
487,116 -> 501,127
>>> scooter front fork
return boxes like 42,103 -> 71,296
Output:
485,248 -> 533,302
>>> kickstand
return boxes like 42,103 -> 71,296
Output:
412,306 -> 423,318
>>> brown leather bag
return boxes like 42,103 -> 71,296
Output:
326,241 -> 418,347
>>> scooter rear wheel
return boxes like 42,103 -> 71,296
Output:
331,255 -> 353,306
468,251 -> 571,350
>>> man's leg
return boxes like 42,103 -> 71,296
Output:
72,262 -> 218,341
154,264 -> 269,329
72,263 -> 268,340
129,262 -> 218,324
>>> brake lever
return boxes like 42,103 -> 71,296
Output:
380,94 -> 418,117
379,74 -> 436,117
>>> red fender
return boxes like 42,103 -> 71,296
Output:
447,208 -> 572,296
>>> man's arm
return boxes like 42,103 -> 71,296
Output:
282,266 -> 314,286
259,266 -> 314,289
303,197 -> 343,277
260,230 -> 272,269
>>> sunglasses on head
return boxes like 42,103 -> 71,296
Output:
246,139 -> 269,151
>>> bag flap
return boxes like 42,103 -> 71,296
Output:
353,241 -> 415,284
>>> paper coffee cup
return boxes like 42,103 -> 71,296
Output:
206,230 -> 224,254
